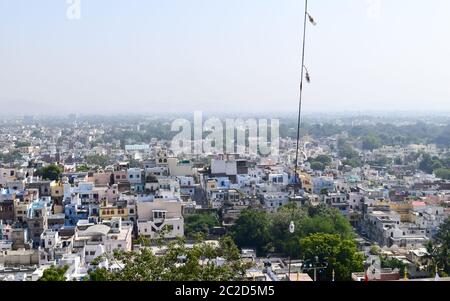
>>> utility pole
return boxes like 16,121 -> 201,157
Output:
302,256 -> 327,282
294,0 -> 316,181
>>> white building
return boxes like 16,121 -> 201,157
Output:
136,199 -> 184,239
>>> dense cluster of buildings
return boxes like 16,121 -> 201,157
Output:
1,119 -> 449,281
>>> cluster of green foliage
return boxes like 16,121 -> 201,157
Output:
308,155 -> 332,171
85,154 -> 110,168
76,164 -> 91,172
184,213 -> 220,238
419,153 -> 450,179
337,139 -> 362,168
380,256 -> 407,271
35,164 -> 63,181
231,210 -> 271,256
230,205 -> 364,280
338,139 -> 359,159
0,151 -> 22,164
39,265 -> 69,281
279,119 -> 450,150
426,217 -> 450,277
362,134 -> 382,151
15,141 -> 31,148
370,243 -> 407,273
102,123 -> 173,149
300,233 -> 364,281
231,204 -> 354,258
31,129 -> 43,139
435,168 -> 450,180
86,237 -> 250,281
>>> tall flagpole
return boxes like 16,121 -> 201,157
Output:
294,0 -> 310,181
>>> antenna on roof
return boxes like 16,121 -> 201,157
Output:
294,0 -> 316,184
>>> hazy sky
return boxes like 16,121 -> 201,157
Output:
1,0 -> 449,115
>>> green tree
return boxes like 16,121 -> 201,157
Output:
87,238 -> 250,281
315,155 -> 332,165
310,161 -> 326,171
305,204 -> 354,240
309,155 -> 332,167
342,158 -> 362,168
419,153 -> 437,174
300,233 -> 364,281
0,151 -> 22,164
39,265 -> 69,281
362,134 -> 381,151
36,164 -> 63,181
76,164 -> 90,172
231,209 -> 271,256
85,154 -> 110,168
267,204 -> 354,258
369,245 -> 381,255
184,213 -> 220,238
268,203 -> 308,257
430,217 -> 450,275
338,141 -> 359,159
15,141 -> 31,148
380,255 -> 406,271
435,168 -> 450,180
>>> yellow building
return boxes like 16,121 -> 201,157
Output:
50,181 -> 64,199
206,179 -> 217,191
390,201 -> 415,223
99,203 -> 129,221
299,173 -> 313,194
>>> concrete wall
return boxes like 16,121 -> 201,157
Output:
0,250 -> 39,266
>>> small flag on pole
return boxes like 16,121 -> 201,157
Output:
307,13 -> 317,26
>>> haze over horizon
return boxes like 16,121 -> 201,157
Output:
1,0 -> 450,115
